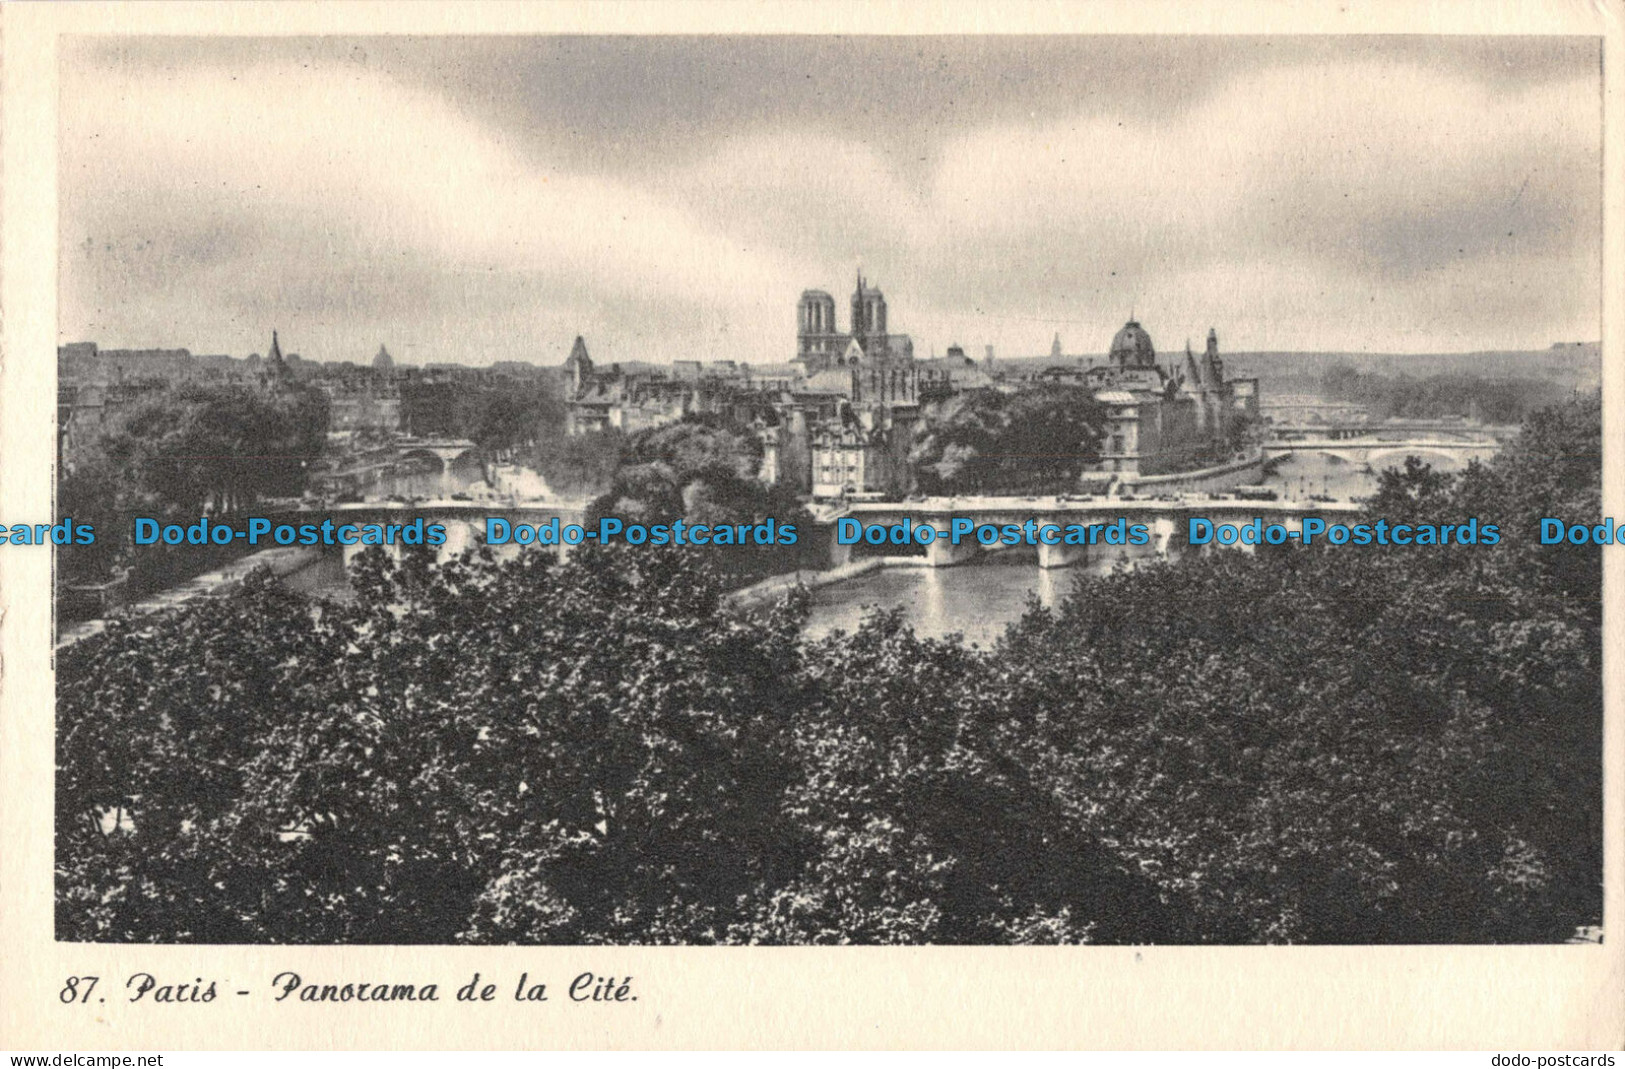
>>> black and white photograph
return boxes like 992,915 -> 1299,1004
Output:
45,28 -> 1606,957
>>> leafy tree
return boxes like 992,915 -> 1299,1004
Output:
745,610 -> 1169,944
524,428 -> 627,498
56,384 -> 329,588
56,397 -> 1603,945
911,387 -> 1105,495
986,396 -> 1602,941
106,384 -> 329,514
58,545 -> 812,943
587,417 -> 815,583
56,453 -> 137,583
398,378 -> 563,454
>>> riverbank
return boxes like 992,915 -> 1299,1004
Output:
721,558 -> 889,612
1120,447 -> 1265,495
724,546 -> 1074,616
56,545 -> 323,651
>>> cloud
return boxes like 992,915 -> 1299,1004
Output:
925,61 -> 1597,281
60,42 -> 1601,363
61,57 -> 814,363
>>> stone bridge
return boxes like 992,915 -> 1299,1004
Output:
1267,422 -> 1519,442
830,496 -> 1363,569
1263,437 -> 1501,471
319,438 -> 486,499
392,438 -> 484,497
264,498 -> 590,567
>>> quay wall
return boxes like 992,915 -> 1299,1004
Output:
722,558 -> 886,612
1120,451 -> 1264,495
57,545 -> 323,651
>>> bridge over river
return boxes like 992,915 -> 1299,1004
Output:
56,496 -> 592,649
61,417 -> 1502,649
261,497 -> 590,566
1265,438 -> 1504,470
1263,423 -> 1512,470
834,495 -> 1363,569
303,493 -> 1370,574
259,491 -> 1366,578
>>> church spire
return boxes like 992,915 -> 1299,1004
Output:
261,329 -> 290,387
1184,346 -> 1204,388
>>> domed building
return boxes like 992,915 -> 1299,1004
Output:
1081,319 -> 1260,477
1109,319 -> 1158,369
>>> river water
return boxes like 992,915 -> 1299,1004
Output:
801,450 -> 1389,644
803,553 -> 1133,646
286,450 -> 1406,645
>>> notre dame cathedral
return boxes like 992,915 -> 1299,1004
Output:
794,273 -> 915,374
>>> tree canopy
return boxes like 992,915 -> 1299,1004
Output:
57,397 -> 1602,944
585,416 -> 816,581
910,387 -> 1106,495
1319,364 -> 1571,423
58,384 -> 329,585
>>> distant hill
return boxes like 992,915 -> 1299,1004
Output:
993,344 -> 1601,393
1225,345 -> 1600,394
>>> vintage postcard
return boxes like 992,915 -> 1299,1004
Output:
2,0 -> 1621,1052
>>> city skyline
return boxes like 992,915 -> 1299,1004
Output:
60,35 -> 1602,366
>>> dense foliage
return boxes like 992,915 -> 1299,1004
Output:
910,387 -> 1106,495
57,399 -> 1601,944
524,428 -> 627,498
998,412 -> 1602,941
58,384 -> 329,585
1319,365 -> 1572,423
585,417 -> 818,581
399,379 -> 565,457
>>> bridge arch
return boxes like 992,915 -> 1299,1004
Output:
397,442 -> 478,465
394,441 -> 484,498
1365,447 -> 1478,472
1308,448 -> 1361,466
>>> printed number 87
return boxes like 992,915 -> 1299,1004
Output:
60,976 -> 99,1003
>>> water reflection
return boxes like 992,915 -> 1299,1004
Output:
803,552 -> 1141,646
290,448 -> 1426,647
1267,450 -> 1386,501
802,452 -> 1395,647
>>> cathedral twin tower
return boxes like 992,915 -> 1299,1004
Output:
795,272 -> 912,373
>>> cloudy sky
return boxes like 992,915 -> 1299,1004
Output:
60,35 -> 1601,366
